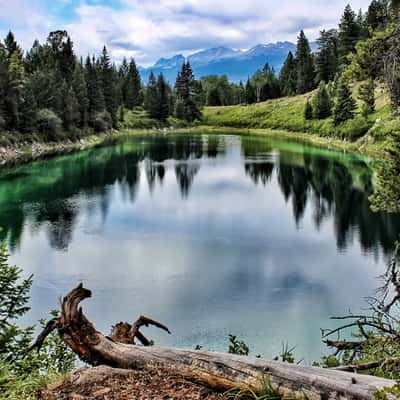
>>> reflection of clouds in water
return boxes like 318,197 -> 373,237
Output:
3,133 -> 400,361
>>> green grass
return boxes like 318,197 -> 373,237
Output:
202,84 -> 395,144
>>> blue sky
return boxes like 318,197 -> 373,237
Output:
0,0 -> 372,66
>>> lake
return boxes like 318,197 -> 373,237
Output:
1,132 -> 399,363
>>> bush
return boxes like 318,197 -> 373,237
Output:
36,109 -> 62,139
0,115 -> 5,131
337,115 -> 371,140
92,111 -> 112,133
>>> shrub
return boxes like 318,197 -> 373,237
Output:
92,111 -> 112,133
312,82 -> 332,119
304,99 -> 313,120
0,241 -> 75,398
36,109 -> 62,139
337,115 -> 371,140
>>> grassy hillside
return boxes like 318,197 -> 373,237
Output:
202,85 -> 398,141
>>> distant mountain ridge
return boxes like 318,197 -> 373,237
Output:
139,41 -> 314,83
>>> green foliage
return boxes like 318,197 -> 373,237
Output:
316,29 -> 339,83
312,81 -> 332,119
359,79 -> 376,116
0,240 -> 75,399
304,98 -> 313,120
295,30 -> 315,94
36,109 -> 62,139
93,110 -> 112,133
228,335 -> 250,356
333,76 -> 357,125
174,61 -> 202,122
279,52 -> 297,96
338,4 -> 361,66
370,132 -> 400,212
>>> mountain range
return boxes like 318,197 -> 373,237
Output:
139,41 -> 316,83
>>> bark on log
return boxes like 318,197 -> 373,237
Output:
31,285 -> 398,400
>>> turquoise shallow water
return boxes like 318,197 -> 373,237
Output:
1,133 -> 399,362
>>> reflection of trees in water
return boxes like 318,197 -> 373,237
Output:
243,143 -> 400,255
175,163 -> 200,197
0,133 -> 399,256
0,134 -> 220,251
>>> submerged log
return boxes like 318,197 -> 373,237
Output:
31,284 -> 397,400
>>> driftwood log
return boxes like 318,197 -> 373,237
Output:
31,284 -> 398,400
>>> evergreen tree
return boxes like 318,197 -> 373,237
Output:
295,30 -> 315,94
100,46 -> 118,126
338,5 -> 360,66
125,58 -> 143,109
358,78 -> 375,116
144,72 -> 159,119
245,78 -> 256,104
157,73 -> 170,121
312,81 -> 332,119
174,62 -> 201,122
72,62 -> 89,128
63,86 -> 80,130
333,76 -> 357,125
367,0 -> 388,31
304,98 -> 313,120
18,82 -> 37,133
315,30 -> 339,83
279,51 -> 297,96
85,56 -> 105,120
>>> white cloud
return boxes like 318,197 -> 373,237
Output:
0,0 -> 373,66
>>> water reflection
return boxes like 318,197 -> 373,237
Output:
0,133 -> 399,360
0,134 -> 397,255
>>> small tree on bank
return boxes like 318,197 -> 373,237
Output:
333,77 -> 357,125
304,98 -> 313,120
313,81 -> 332,119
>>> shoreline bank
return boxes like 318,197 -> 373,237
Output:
0,126 -> 388,167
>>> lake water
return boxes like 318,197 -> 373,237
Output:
1,133 -> 399,363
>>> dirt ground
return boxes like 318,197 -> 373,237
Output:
39,365 -> 225,400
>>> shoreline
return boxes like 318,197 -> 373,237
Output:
0,126 -> 388,167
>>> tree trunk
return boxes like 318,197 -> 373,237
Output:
31,285 -> 397,400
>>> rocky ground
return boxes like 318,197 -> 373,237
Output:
39,366 -> 225,400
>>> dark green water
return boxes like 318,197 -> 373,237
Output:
1,133 -> 399,362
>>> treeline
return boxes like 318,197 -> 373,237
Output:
203,0 -> 400,126
0,30 -> 202,141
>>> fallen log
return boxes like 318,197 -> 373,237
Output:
31,284 -> 398,400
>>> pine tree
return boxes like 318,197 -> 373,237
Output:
279,52 -> 297,96
63,86 -> 80,130
358,79 -> 375,116
4,51 -> 24,130
125,58 -> 143,108
333,76 -> 357,125
18,82 -> 37,133
72,62 -> 89,128
144,72 -> 159,119
174,62 -> 201,122
157,73 -> 170,121
304,98 -> 313,120
312,81 -> 332,119
295,30 -> 315,94
85,56 -> 105,121
366,0 -> 388,31
100,46 -> 118,126
338,5 -> 360,66
245,78 -> 256,104
315,30 -> 339,83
